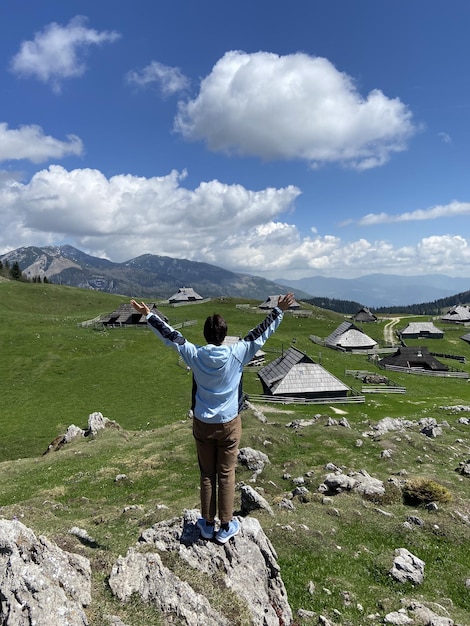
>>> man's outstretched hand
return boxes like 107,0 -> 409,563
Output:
277,292 -> 295,311
131,299 -> 150,316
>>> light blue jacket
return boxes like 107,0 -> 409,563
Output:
146,307 -> 284,423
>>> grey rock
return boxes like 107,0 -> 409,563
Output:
322,472 -> 356,493
0,519 -> 91,626
64,424 -> 85,443
366,417 -> 415,437
278,498 -> 296,510
408,600 -> 453,625
456,460 -> 470,476
384,610 -> 413,624
240,483 -> 274,515
87,410 -> 119,435
321,469 -> 384,498
390,548 -> 425,584
109,547 -> 229,625
110,510 -> 292,626
351,470 -> 385,497
238,446 -> 270,474
421,425 -> 443,438
292,486 -> 310,501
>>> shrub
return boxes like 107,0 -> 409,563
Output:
403,477 -> 452,506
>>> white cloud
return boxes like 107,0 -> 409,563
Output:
10,16 -> 120,92
175,50 -> 417,170
127,61 -> 189,96
2,165 -> 470,279
0,123 -> 83,163
438,131 -> 452,144
358,200 -> 470,225
0,165 -> 300,259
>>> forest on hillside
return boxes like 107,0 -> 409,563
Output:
372,290 -> 470,315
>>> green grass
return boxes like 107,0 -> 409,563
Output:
1,281 -> 470,625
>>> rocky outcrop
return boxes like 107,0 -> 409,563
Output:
109,509 -> 292,626
0,519 -> 91,626
44,411 -> 121,454
390,548 -> 425,585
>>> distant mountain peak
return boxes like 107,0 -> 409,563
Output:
0,245 -> 303,301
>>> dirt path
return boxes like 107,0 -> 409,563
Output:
383,317 -> 401,344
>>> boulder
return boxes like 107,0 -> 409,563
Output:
390,548 -> 425,585
240,483 -> 274,515
238,447 -> 270,474
109,509 -> 292,626
0,519 -> 91,626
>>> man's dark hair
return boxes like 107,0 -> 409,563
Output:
204,314 -> 227,345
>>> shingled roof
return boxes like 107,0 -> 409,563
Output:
399,322 -> 443,339
441,305 -> 470,324
461,332 -> 470,345
379,347 -> 448,371
101,303 -> 167,326
325,321 -> 377,351
258,347 -> 350,398
352,307 -> 377,323
259,295 -> 300,310
169,287 -> 203,303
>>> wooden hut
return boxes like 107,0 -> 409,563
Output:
168,287 -> 203,303
461,332 -> 470,345
352,307 -> 377,323
257,347 -> 350,399
101,303 -> 167,327
325,321 -> 377,351
379,347 -> 448,372
441,305 -> 470,324
399,322 -> 443,339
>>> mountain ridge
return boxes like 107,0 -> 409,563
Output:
276,273 -> 470,307
0,245 -> 309,301
2,245 -> 469,306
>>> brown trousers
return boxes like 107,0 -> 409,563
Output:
192,414 -> 241,524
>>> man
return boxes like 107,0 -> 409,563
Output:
131,293 -> 295,543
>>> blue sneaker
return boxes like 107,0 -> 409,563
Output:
215,519 -> 240,544
196,518 -> 215,539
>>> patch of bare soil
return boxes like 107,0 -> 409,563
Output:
255,404 -> 295,414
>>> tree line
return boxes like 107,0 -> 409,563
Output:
303,296 -> 363,314
0,259 -> 49,283
372,290 -> 470,316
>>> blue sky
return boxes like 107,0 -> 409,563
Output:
0,0 -> 469,280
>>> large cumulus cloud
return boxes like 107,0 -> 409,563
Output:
1,165 -> 470,279
175,51 -> 417,170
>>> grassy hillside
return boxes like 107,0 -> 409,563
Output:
1,282 -> 470,625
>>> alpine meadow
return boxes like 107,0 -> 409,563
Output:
2,280 -> 470,625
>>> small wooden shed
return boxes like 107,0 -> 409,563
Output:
441,305 -> 470,324
257,347 -> 350,399
379,347 -> 448,372
325,321 -> 377,351
399,322 -> 443,339
101,303 -> 167,327
352,307 -> 377,323
168,287 -> 203,303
